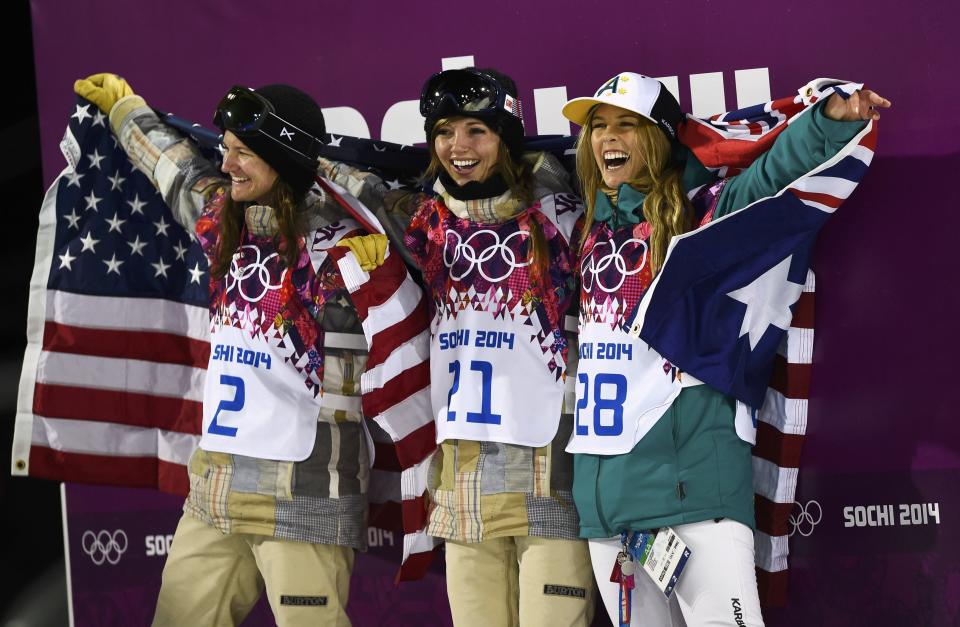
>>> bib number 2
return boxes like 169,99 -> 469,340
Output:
446,360 -> 502,425
575,373 -> 627,436
208,375 -> 245,437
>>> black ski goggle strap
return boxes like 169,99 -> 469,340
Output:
419,70 -> 522,121
214,85 -> 324,164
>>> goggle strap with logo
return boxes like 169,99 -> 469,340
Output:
215,86 -> 322,164
255,114 -> 324,164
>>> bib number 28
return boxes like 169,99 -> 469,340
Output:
575,372 -> 627,436
208,375 -> 245,437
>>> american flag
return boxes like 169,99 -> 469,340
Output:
12,99 -> 211,493
11,96 -> 440,578
15,83 -> 876,601
632,79 -> 877,606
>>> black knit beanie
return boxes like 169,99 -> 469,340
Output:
225,84 -> 326,197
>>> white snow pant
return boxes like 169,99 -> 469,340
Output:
589,519 -> 764,626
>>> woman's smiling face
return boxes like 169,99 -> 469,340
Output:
220,131 -> 279,204
589,104 -> 644,189
433,117 -> 501,186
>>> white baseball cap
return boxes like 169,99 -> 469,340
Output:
561,72 -> 685,140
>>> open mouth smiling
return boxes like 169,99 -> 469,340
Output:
451,159 -> 480,174
603,151 -> 630,171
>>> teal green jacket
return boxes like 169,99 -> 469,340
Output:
574,104 -> 866,537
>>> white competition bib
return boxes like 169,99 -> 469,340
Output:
565,323 -> 701,455
432,309 -> 565,447
199,325 -> 322,461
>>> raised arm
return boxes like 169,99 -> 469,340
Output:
74,73 -> 224,231
715,86 -> 891,218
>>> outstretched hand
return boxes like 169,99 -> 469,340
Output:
823,89 -> 891,122
74,73 -> 135,114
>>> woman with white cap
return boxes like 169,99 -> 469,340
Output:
560,72 -> 889,626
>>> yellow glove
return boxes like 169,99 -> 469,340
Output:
73,73 -> 135,113
337,234 -> 388,271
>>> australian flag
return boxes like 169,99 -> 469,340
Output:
629,80 -> 877,409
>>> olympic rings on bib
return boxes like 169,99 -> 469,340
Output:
81,529 -> 128,565
225,245 -> 287,303
580,237 -> 647,294
443,228 -> 532,283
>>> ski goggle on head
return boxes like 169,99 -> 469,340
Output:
419,69 -> 522,122
213,85 -> 323,164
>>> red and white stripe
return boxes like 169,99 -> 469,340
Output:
13,287 -> 208,493
790,131 -> 877,214
317,176 -> 385,236
751,270 -> 814,606
329,238 -> 440,581
15,173 -> 439,579
680,81 -> 876,607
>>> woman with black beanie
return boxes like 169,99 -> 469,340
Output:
73,73 -> 423,627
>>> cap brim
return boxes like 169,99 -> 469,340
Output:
561,96 -> 664,130
561,97 -> 605,127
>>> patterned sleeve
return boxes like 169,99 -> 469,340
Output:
320,157 -> 426,269
547,213 -> 581,416
403,198 -> 442,271
530,151 -> 575,198
108,94 -> 224,231
541,211 -> 577,307
193,188 -> 230,259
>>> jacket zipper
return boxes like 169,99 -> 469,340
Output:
672,408 -> 685,503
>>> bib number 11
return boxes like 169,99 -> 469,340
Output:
446,360 -> 502,425
576,373 -> 627,436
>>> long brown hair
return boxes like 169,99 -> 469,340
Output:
575,107 -> 691,275
425,116 -> 550,283
209,179 -> 306,280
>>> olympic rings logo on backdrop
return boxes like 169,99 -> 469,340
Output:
580,237 -> 647,294
443,229 -> 532,282
789,500 -> 823,537
225,245 -> 287,303
81,529 -> 128,566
